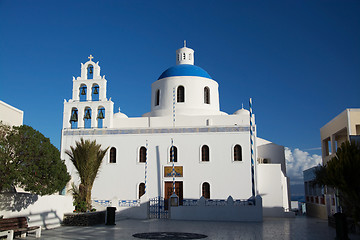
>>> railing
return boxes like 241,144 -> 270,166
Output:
93,199 -> 141,207
93,200 -> 112,207
118,200 -> 140,207
182,198 -> 254,207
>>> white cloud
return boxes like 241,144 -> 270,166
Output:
285,147 -> 322,185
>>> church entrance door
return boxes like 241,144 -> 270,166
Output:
164,181 -> 183,210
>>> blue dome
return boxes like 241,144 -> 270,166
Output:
158,64 -> 212,80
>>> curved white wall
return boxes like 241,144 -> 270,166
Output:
150,76 -> 221,117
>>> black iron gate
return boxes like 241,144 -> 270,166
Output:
149,196 -> 168,219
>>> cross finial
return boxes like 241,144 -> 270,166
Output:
88,54 -> 94,61
184,40 -> 186,47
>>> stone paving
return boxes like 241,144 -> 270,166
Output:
25,216 -> 360,240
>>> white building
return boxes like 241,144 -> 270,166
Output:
304,109 -> 360,219
0,100 -> 23,126
60,44 -> 291,220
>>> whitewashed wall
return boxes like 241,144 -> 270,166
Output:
170,196 -> 262,222
0,193 -> 73,229
0,100 -> 23,126
62,129 -> 253,202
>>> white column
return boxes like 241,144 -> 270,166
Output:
78,107 -> 84,128
91,107 -> 97,128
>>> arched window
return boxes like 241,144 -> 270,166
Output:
139,146 -> 146,163
92,84 -> 99,101
155,89 -> 160,106
97,107 -> 105,128
84,107 -> 92,129
170,146 -> 177,162
201,145 -> 209,162
177,86 -> 185,103
182,53 -> 186,60
202,182 -> 210,199
234,145 -> 242,161
139,183 -> 145,198
204,87 -> 210,104
79,85 -> 87,102
87,64 -> 93,79
70,108 -> 78,129
110,147 -> 116,163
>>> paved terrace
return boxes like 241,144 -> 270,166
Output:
27,216 -> 360,240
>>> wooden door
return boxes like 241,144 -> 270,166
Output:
164,181 -> 183,210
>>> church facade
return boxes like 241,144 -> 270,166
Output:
60,43 -> 291,218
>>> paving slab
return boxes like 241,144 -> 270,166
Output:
25,216 -> 360,240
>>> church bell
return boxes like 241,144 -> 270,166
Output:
97,110 -> 104,119
93,86 -> 99,95
89,65 -> 93,74
81,87 -> 86,95
70,111 -> 78,122
84,110 -> 91,119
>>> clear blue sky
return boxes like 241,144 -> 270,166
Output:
1,1 -> 359,158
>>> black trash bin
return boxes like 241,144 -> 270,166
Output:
106,207 -> 116,225
334,213 -> 349,240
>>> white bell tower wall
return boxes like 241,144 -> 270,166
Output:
63,55 -> 114,129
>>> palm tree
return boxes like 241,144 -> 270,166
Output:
66,138 -> 109,211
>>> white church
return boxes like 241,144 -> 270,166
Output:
60,43 -> 291,221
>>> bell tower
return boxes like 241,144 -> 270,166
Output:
176,40 -> 194,65
62,55 -> 114,129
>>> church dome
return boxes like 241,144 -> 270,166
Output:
234,108 -> 250,116
158,64 -> 212,80
114,111 -> 128,119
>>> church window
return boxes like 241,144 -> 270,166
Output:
79,85 -> 87,102
87,64 -> 93,79
97,107 -> 105,128
84,107 -> 92,128
139,183 -> 145,198
70,108 -> 78,129
202,182 -> 210,199
92,84 -> 99,101
234,145 -> 242,161
189,53 -> 192,60
177,86 -> 185,103
139,146 -> 146,163
204,87 -> 210,104
110,147 -> 116,163
183,53 -> 186,60
201,145 -> 209,162
170,146 -> 178,162
155,89 -> 160,106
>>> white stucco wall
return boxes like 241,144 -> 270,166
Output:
62,127 -> 253,202
257,164 -> 288,217
0,100 -> 23,126
0,194 -> 73,229
170,196 -> 263,222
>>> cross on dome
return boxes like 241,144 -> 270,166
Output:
184,40 -> 186,47
88,55 -> 94,61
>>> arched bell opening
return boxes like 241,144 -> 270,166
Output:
87,64 -> 94,79
92,84 -> 100,101
69,108 -> 78,129
79,84 -> 87,102
97,107 -> 105,128
84,107 -> 92,129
